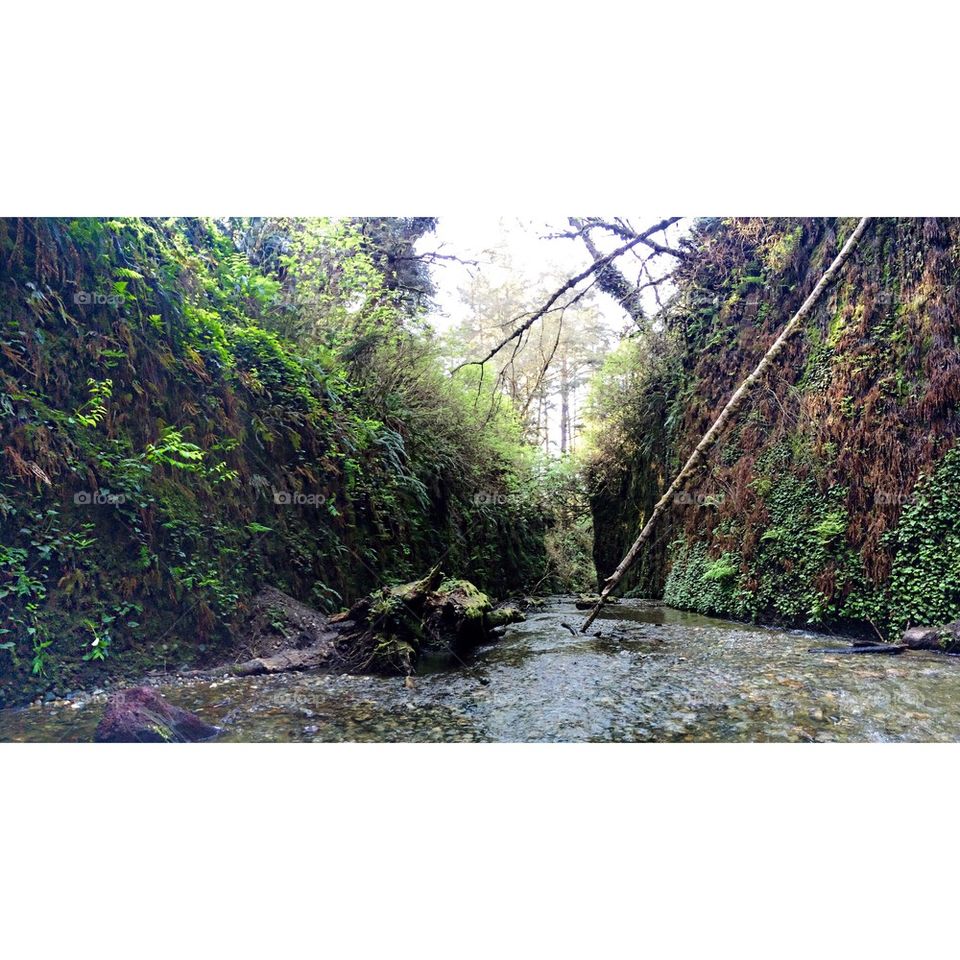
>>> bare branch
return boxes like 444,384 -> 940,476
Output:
595,217 -> 687,259
451,218 -> 679,374
396,250 -> 480,268
551,216 -> 688,260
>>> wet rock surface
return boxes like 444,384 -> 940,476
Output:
487,601 -> 526,628
575,594 -> 620,610
94,686 -> 220,743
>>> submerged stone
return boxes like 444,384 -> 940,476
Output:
575,594 -> 621,610
487,602 -> 526,629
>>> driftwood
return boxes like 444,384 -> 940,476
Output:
232,647 -> 333,676
582,218 -> 873,631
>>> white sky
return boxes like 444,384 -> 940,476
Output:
416,216 -> 686,336
414,217 -> 687,455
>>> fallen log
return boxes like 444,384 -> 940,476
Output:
335,568 -> 508,674
232,646 -> 333,676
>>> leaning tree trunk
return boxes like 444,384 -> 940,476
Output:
582,217 -> 872,631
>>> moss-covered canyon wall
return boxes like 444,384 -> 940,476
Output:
590,217 -> 960,638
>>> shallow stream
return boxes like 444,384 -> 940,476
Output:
3,598 -> 959,742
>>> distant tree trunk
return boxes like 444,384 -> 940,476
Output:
582,217 -> 872,631
569,384 -> 575,454
560,355 -> 570,454
542,393 -> 549,451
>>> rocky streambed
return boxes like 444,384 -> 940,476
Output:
4,597 -> 960,742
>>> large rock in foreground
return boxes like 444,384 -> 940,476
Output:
901,622 -> 960,653
95,687 -> 220,743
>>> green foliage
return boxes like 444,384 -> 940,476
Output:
812,512 -> 846,544
747,475 -> 855,622
762,225 -> 803,274
585,216 -> 960,644
703,557 -> 739,583
664,545 -> 748,616
81,618 -> 111,662
74,378 -> 113,428
145,427 -> 206,471
0,503 -> 100,681
539,456 -> 597,593
653,440 -> 960,637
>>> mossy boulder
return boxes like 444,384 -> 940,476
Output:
334,568 -> 508,674
436,578 -> 491,622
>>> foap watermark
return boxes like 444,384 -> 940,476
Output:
74,490 -> 126,506
74,290 -> 124,307
673,490 -> 726,507
245,473 -> 335,509
250,474 -> 325,506
473,490 -> 520,507
272,489 -> 325,506
471,489 -> 538,508
875,489 -> 912,506
473,491 -> 511,506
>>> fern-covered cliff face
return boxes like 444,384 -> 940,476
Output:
0,218 -> 549,706
589,217 -> 960,638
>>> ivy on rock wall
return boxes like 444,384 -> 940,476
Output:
879,445 -> 960,633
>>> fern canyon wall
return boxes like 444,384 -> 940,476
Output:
589,217 -> 960,639
0,218 -> 550,706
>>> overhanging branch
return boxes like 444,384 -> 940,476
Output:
451,217 -> 682,374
